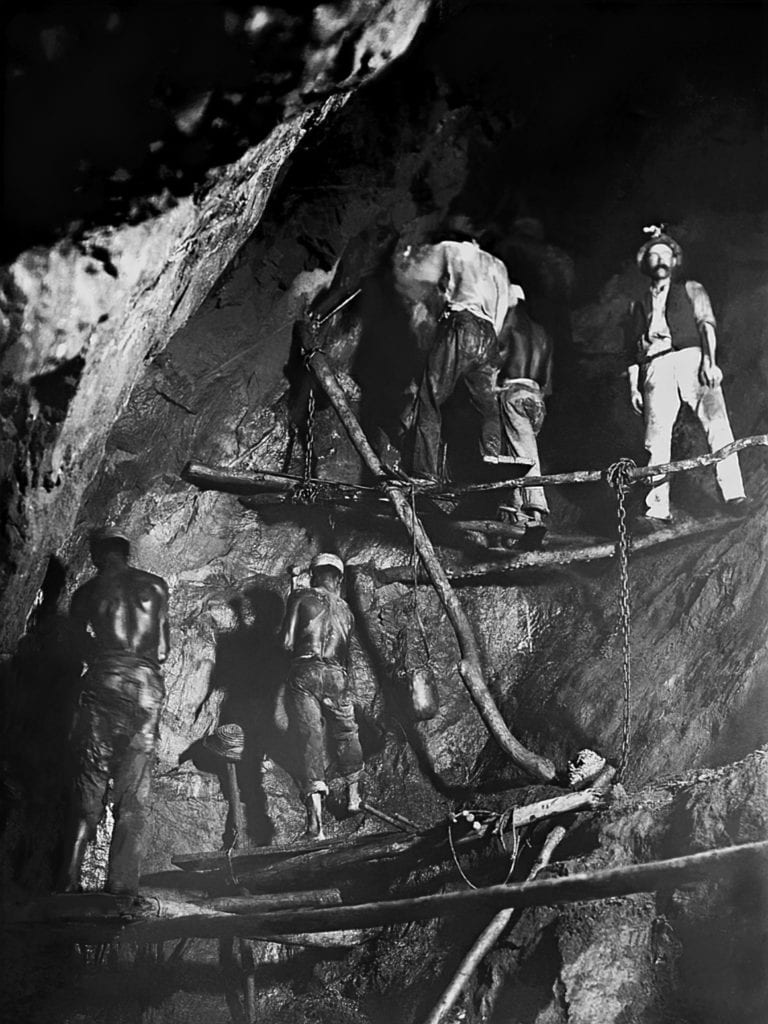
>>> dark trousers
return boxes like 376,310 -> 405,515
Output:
70,656 -> 164,894
411,310 -> 500,477
286,659 -> 363,796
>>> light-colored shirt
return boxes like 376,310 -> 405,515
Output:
397,240 -> 511,335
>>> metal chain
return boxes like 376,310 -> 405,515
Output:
291,376 -> 319,505
606,458 -> 637,781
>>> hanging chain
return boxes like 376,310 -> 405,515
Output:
291,375 -> 319,505
606,458 -> 637,781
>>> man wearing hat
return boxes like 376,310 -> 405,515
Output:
628,225 -> 746,522
280,552 -> 363,839
58,529 -> 170,895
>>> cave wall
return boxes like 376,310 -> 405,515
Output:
0,0 -> 433,660
2,3 -> 768,1023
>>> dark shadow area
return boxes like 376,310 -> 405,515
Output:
1,1 -> 314,258
187,577 -> 289,848
0,555 -> 83,899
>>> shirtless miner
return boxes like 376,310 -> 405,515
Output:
280,553 -> 363,839
58,529 -> 170,896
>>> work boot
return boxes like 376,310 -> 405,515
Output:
634,512 -> 673,534
723,496 -> 752,518
520,511 -> 547,551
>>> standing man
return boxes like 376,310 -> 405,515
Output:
59,529 -> 170,896
496,286 -> 553,549
628,226 -> 746,523
280,553 -> 363,840
397,228 -> 513,480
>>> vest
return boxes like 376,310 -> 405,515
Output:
634,281 -> 701,351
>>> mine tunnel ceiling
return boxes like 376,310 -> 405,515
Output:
3,1 -> 766,262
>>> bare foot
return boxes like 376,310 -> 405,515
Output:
347,781 -> 362,814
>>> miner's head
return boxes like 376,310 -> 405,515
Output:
89,528 -> 130,569
309,552 -> 344,591
636,228 -> 682,280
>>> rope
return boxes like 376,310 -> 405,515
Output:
606,458 -> 636,781
447,809 -> 521,889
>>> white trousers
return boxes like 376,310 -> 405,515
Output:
642,348 -> 745,518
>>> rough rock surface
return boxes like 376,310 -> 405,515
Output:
2,4 -> 767,1023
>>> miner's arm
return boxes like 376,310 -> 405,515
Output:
69,583 -> 95,666
280,591 -> 302,655
156,578 -> 171,665
687,281 -> 721,387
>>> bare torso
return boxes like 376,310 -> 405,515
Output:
498,308 -> 552,391
281,587 -> 353,666
72,566 -> 170,666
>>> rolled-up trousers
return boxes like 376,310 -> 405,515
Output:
411,310 -> 500,477
72,655 -> 164,894
642,348 -> 745,518
499,381 -> 549,516
286,658 -> 363,797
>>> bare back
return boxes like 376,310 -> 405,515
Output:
72,566 -> 170,666
498,308 -> 553,392
281,587 -> 353,666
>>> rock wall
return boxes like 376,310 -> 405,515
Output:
2,3 -> 767,1022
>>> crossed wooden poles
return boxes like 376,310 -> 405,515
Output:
184,323 -> 768,786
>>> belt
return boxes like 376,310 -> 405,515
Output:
498,377 -> 540,390
90,652 -> 162,674
294,655 -> 344,668
638,348 -> 673,367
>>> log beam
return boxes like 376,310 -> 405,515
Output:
303,346 -> 556,783
376,514 -> 736,585
424,825 -> 568,1024
11,841 -> 765,944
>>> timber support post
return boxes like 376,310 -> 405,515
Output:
424,824 -> 568,1024
303,345 -> 556,783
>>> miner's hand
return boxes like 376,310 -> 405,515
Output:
700,360 -> 723,388
630,389 -> 644,416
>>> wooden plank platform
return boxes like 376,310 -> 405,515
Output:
7,841 -> 765,945
172,830 -> 404,873
375,513 -> 739,585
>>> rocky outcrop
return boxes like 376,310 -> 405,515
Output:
2,4 -> 768,1023
0,0 -> 434,658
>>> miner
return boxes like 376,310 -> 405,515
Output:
280,553 -> 363,839
58,529 -> 170,896
628,226 -> 746,523
496,284 -> 553,549
397,226 -> 513,480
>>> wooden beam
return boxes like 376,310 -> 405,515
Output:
14,841 -> 766,944
422,434 -> 768,498
183,461 -> 382,500
424,825 -> 568,1024
423,767 -> 614,1024
376,514 -> 736,585
169,788 -> 611,893
303,346 -> 556,783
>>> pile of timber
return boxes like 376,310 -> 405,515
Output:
5,841 -> 766,945
5,763 -> 767,946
